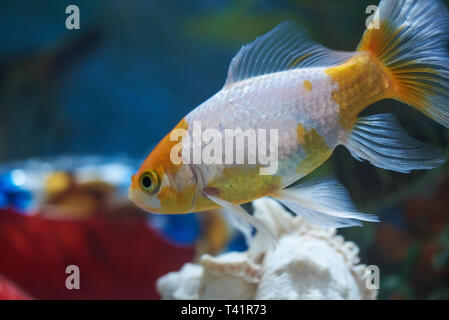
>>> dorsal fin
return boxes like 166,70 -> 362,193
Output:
225,21 -> 356,86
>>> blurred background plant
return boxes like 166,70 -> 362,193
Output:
0,0 -> 448,299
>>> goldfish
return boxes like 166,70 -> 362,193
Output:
129,0 -> 449,240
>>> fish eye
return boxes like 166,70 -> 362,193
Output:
139,170 -> 160,194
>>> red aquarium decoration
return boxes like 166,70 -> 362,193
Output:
0,209 -> 194,300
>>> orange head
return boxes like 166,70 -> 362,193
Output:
128,119 -> 198,214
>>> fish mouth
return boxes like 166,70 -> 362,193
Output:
127,188 -> 146,211
128,187 -> 162,214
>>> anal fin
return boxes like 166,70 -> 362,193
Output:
271,176 -> 379,229
344,114 -> 445,173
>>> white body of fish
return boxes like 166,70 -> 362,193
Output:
185,67 -> 341,188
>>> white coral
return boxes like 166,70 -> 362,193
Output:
157,198 -> 377,300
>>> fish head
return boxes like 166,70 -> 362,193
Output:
128,119 -> 197,214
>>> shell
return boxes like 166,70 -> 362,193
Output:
157,197 -> 377,300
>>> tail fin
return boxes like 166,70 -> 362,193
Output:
358,0 -> 449,128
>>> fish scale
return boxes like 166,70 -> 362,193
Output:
185,67 -> 342,187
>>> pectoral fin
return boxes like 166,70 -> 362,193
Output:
219,207 -> 253,247
204,192 -> 278,248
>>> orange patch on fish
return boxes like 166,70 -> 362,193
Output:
205,166 -> 282,206
138,118 -> 189,179
358,22 -> 438,114
303,80 -> 312,92
157,183 -> 196,213
325,54 -> 392,130
296,124 -> 331,174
